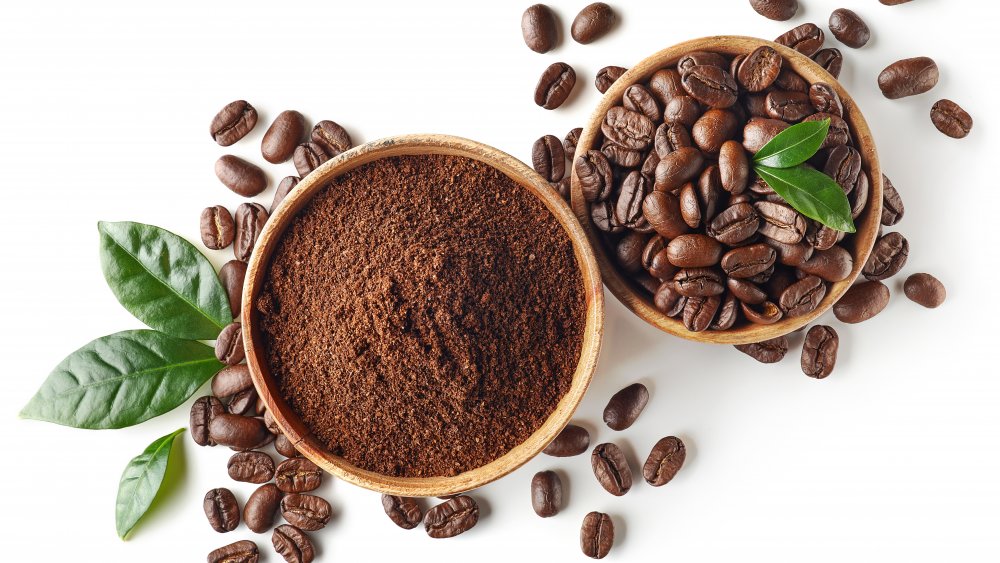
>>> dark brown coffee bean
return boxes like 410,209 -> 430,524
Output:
602,107 -> 655,150
201,205 -> 235,250
765,90 -> 813,122
261,110 -> 305,164
641,235 -> 666,269
531,134 -> 565,182
654,282 -> 687,317
204,488 -> 240,533
271,524 -> 314,563
824,145 -> 862,194
775,67 -> 810,93
643,436 -> 686,486
543,424 -> 590,457
834,280 -> 890,323
591,443 -> 632,496
280,494 -> 331,531
643,191 -> 689,238
809,83 -> 844,117
218,260 -> 247,319
721,243 -> 777,278
663,95 -> 701,129
654,147 -> 704,191
292,143 -> 328,177
571,2 -> 615,44
806,221 -> 839,251
310,120 -> 352,157
614,172 -> 649,226
535,62 -> 576,110
228,451 -> 275,484
718,140 -> 749,194
381,495 -> 423,529
244,483 -> 283,534
768,239 -> 815,267
728,278 -> 768,305
215,322 -> 245,365
743,118 -> 789,153
738,46 -> 783,92
615,232 -> 648,274
710,293 -> 739,330
755,201 -> 807,244
692,109 -> 740,154
209,413 -> 269,451
234,202 -> 268,262
801,325 -> 838,379
709,202 -> 759,245
275,458 -> 323,493
904,273 -> 946,308
850,170 -> 870,219
734,335 -> 789,363
274,434 -> 298,458
191,395 -> 225,446
563,129 -> 584,158
741,300 -> 784,324
521,4 -> 558,53
227,389 -> 259,415
750,0 -> 798,21
878,57 -> 939,99
881,174 -> 905,226
697,166 -> 723,221
216,155 -> 267,197
208,540 -> 259,563
424,496 -> 479,538
812,48 -> 844,79
263,409 -> 281,435
930,99 -> 973,139
577,150 -> 613,202
211,100 -> 257,146
601,140 -> 642,168
779,275 -> 827,317
581,512 -> 614,559
641,150 -> 661,182
775,23 -> 825,57
648,68 -> 684,105
595,66 -> 627,94
803,112 -> 850,148
530,470 -> 563,518
674,268 -> 725,297
678,183 -> 701,228
212,364 -> 253,399
683,294 -> 722,332
267,176 -> 299,215
799,245 -> 853,282
864,232 -> 909,281
681,65 -> 738,108
590,201 -> 619,233
623,84 -> 662,122
666,234 -> 722,268
747,264 -> 776,284
603,383 -> 649,431
678,51 -> 729,76
829,8 -> 870,48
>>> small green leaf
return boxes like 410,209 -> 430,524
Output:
755,165 -> 856,233
116,428 -> 185,539
20,330 -> 222,429
754,119 -> 830,169
99,221 -> 231,340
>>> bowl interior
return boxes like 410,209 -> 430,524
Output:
570,35 -> 883,345
242,134 -> 604,497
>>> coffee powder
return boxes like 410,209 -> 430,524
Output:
256,154 -> 586,477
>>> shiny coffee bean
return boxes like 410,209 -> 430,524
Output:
543,424 -> 591,457
281,494 -> 331,531
678,183 -> 701,228
382,495 -> 423,529
693,109 -> 740,154
274,434 -> 299,458
191,395 -> 225,446
750,0 -> 798,21
581,511 -> 614,559
424,496 -> 479,538
245,483 -> 283,534
531,134 -> 565,182
666,234 -> 722,268
829,8 -> 870,48
643,191 -> 688,238
654,147 -> 704,191
204,487 -> 240,533
718,140 -> 750,194
711,292 -> 739,330
623,84 -> 662,122
812,48 -> 844,79
743,118 -> 789,153
275,458 -> 323,493
697,166 -> 723,220
674,268 -> 725,297
663,96 -> 701,129
602,107 -> 655,150
775,67 -> 810,92
211,100 -> 257,146
728,278 -> 768,305
261,110 -> 305,164
270,176 -> 300,214
595,66 -> 627,94
878,57 -> 939,99
208,413 -> 269,451
601,141 -> 642,168
310,120 -> 352,157
850,170 -> 870,219
930,99 -> 973,139
212,364 -> 253,400
215,322 -> 245,365
799,246 -> 853,282
809,83 -> 844,116
577,150 -> 614,202
591,443 -> 632,496
755,201 -> 807,244
272,524 -> 314,563
904,273 -> 946,308
741,300 -> 783,324
590,201 -> 619,233
648,68 -> 685,106
216,155 -> 267,197
201,206 -> 235,250
863,232 -> 909,280
678,51 -> 729,75
219,260 -> 247,318
824,145 -> 862,194
535,62 -> 576,109
775,23 -> 825,57
208,540 -> 259,563
683,294 -> 722,332
765,90 -> 813,122
833,280 -> 890,323
617,173 -> 651,229
721,243 -> 776,279
708,203 -> 759,245
734,335 -> 789,363
531,470 -> 563,518
603,383 -> 649,431
681,65 -> 738,108
653,281 -> 686,317
737,46 -> 783,92
234,202 -> 268,262
801,325 -> 839,379
615,232 -> 648,274
643,436 -> 686,486
521,4 -> 558,53
228,451 -> 275,484
881,174 -> 905,226
806,222 -> 840,251
804,112 -> 850,148
564,127 -> 584,155
292,143 -> 328,177
778,275 -> 827,317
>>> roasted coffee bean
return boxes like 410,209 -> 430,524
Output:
747,264 -> 775,284
878,57 -> 939,99
801,325 -> 839,379
615,172 -> 650,227
931,99 -> 973,139
581,511 -> 614,559
750,0 -> 797,21
531,134 -> 565,182
824,145 -> 862,194
615,232 -> 648,274
642,235 -> 667,268
765,90 -> 813,122
622,84 -> 662,122
766,268 -> 798,300
697,166 -> 723,221
775,67 -> 810,93
234,202 -> 268,262
643,436 -> 686,486
595,66 -> 627,94
272,524 -> 314,563
274,434 -> 299,458
563,129 -> 584,158
799,246 -> 853,282
263,409 -> 281,435
641,192 -> 686,239
590,201 -> 619,233
602,107 -> 654,150
718,140 -> 750,194
310,120 -> 352,157
215,322 -> 245,365
709,202 -> 759,245
201,205 -> 235,250
211,100 -> 258,146
213,364 -> 253,400
674,268 -> 725,297
227,388 -> 258,417
665,123 -> 694,152
864,232 -> 909,280
216,155 -> 267,197
809,83 -> 844,116
728,278 -> 768,305
850,170 -> 870,219
591,443 -> 632,496
654,282 -> 687,317
693,109 -> 740,154
775,23 -> 825,57
204,488 -> 240,533
641,150 -> 661,182
654,147 -> 703,191
833,280 -> 890,323
275,458 -> 323,493
734,335 -> 789,363
678,183 -> 701,228
648,68 -> 685,106
683,294 -> 722,332
576,150 -> 613,202
219,260 -> 248,319
737,46 -> 783,92
543,424 -> 590,457
571,2 -> 615,44
741,300 -> 783,324
245,484 -> 284,533
192,395 -> 225,446
721,243 -> 777,278
208,540 -> 259,563
755,201 -> 807,244
743,118 -> 789,153
603,383 -> 649,431
209,413 -> 269,451
710,292 -> 739,330
803,112 -> 850,148
806,222 -> 839,251
779,275 -> 827,317
812,48 -> 844,79
424,496 -> 479,538
521,4 -> 558,53
292,143 -> 328,177
535,62 -> 576,109
663,96 -> 701,129
768,239 -> 815,266
531,471 -> 563,518
270,176 -> 300,214
666,234 -> 722,268
881,174 -> 905,225
829,8 -> 870,48
228,451 -> 276,484
382,495 -> 423,529
678,51 -> 729,75
261,110 -> 305,164
281,494 -> 331,531
648,248 -> 679,281
904,273 -> 946,308
681,65 -> 738,108
601,141 -> 642,168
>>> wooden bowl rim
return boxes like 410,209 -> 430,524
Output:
241,133 -> 605,497
569,35 -> 883,345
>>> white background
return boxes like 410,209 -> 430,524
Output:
1,1 -> 997,561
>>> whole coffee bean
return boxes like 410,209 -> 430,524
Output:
722,243 -> 777,278
734,335 -> 789,363
616,172 -> 650,228
737,46 -> 783,92
834,280 -> 890,323
244,483 -> 283,533
678,183 -> 702,228
850,170 -> 870,219
765,90 -> 813,122
234,202 -> 268,262
531,134 -> 565,182
743,118 -> 789,153
208,540 -> 259,563
531,470 -> 563,518
275,458 -> 323,493
654,281 -> 687,317
728,278 -> 768,305
681,65 -> 738,108
755,201 -> 807,244
775,23 -> 825,57
779,275 -> 827,317
812,48 -> 844,79
424,496 -> 479,538
642,235 -> 667,268
210,100 -> 258,146
615,232 -> 648,274
663,95 -> 701,129
581,512 -> 614,559
201,206 -> 235,250
204,488 -> 240,533
641,150 -> 661,183
623,84 -> 662,122
219,260 -> 248,319
930,99 -> 973,139
864,232 -> 909,280
292,143 -> 328,177
272,524 -> 314,563
226,387 -> 258,417
382,495 -> 423,529
310,120 -> 353,157
643,436 -> 686,486
654,147 -> 704,191
576,150 -> 613,202
775,67 -> 810,93
824,145 -> 862,194
749,0 -> 797,21
543,424 -> 590,457
274,434 -> 299,458
601,141 -> 642,168
768,239 -> 815,267
648,68 -> 685,105
229,451 -> 275,484
881,174 -> 905,226
603,383 -> 649,431
535,62 -> 576,110
697,166 -> 723,220
809,83 -> 844,117
216,155 -> 267,197
270,176 -> 300,214
212,364 -> 253,399
711,293 -> 739,330
595,66 -> 627,94
799,245 -> 853,282
666,234 -> 722,268
571,2 -> 615,44
602,107 -> 654,150
803,112 -> 850,148
215,322 -> 245,365
261,110 -> 305,164
801,325 -> 839,379
684,294 -> 722,332
878,57 -> 939,99
829,8 -> 870,48
263,409 -> 281,435
590,201 -> 619,233
521,4 -> 557,53
693,109 -> 740,154
709,202 -> 759,245
209,413 -> 269,451
718,140 -> 750,194
591,443 -> 632,496
191,395 -> 225,447
674,268 -> 725,297
642,191 -> 687,239
281,494 -> 331,532
678,51 -> 729,76
741,300 -> 783,324
904,273 -> 946,308
563,128 -> 584,157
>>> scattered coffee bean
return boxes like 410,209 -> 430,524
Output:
215,155 -> 267,197
211,100 -> 257,146
530,470 -> 563,518
595,66 -> 627,94
424,496 -> 479,538
274,434 -> 299,458
191,395 -> 225,447
571,2 -> 615,44
292,143 -> 329,177
591,442 -> 632,496
930,99 -> 973,139
275,458 -> 323,493
245,483 -> 284,533
749,0 -> 797,21
228,389 -> 258,418
535,62 -> 576,110
215,322 -> 245,365
209,413 -> 269,450
580,511 -> 614,559
880,174 -> 905,226
521,4 -> 558,53
201,205 -> 235,250
382,495 -> 423,529
208,540 -> 259,563
801,325 -> 839,379
310,121 -> 353,157
543,424 -> 591,457
864,231 -> 909,280
904,273 -> 946,308
204,487 -> 240,533
219,260 -> 248,319
829,8 -> 870,48
642,436 -> 686,486
734,336 -> 789,363
234,202 -> 268,262
272,524 -> 314,563
603,383 -> 649,431
878,57 -> 939,99
834,280 -> 890,323
775,23 -> 825,57
261,110 -> 305,164
228,451 -> 276,484
532,134 -> 565,182
280,494 -> 331,531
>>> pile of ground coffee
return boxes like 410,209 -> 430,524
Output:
256,153 -> 586,477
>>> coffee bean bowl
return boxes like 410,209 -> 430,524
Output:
242,134 -> 604,497
570,36 -> 883,345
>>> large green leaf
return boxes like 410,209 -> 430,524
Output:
755,165 -> 856,233
754,119 -> 830,169
20,330 -> 222,429
99,221 -> 231,340
116,428 -> 185,539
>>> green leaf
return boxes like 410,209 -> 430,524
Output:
755,165 -> 856,233
116,428 -> 185,539
754,119 -> 830,169
99,221 -> 231,340
20,330 -> 222,429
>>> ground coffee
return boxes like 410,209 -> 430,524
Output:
256,153 -> 586,477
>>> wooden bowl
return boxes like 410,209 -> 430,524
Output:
570,35 -> 883,345
241,134 -> 604,497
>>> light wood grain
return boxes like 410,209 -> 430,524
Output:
569,36 -> 883,345
241,134 -> 605,497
